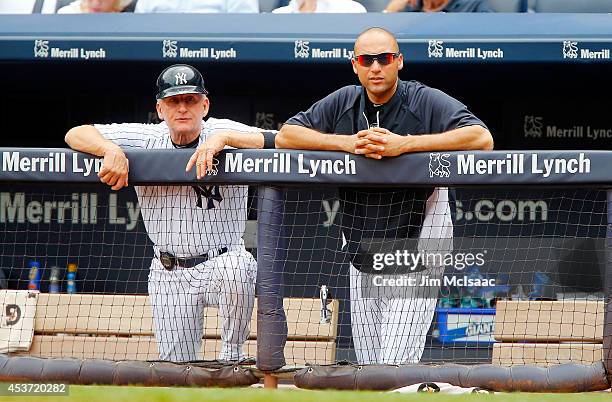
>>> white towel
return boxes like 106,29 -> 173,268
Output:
0,290 -> 38,353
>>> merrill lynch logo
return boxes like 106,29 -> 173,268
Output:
207,158 -> 219,176
294,40 -> 310,58
34,40 -> 49,58
524,116 -> 543,138
563,41 -> 578,59
428,40 -> 444,58
561,40 -> 609,60
163,40 -> 178,58
429,153 -> 451,178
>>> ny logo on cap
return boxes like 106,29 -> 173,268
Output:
175,72 -> 188,85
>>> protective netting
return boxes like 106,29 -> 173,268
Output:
257,185 -> 610,368
0,182 -> 257,362
0,182 -> 609,371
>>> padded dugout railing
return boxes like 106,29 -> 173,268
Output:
0,149 -> 609,392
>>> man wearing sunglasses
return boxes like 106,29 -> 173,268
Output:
277,27 -> 492,365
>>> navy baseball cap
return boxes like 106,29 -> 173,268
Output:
155,64 -> 208,100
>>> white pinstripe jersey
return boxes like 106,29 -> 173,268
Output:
95,118 -> 258,258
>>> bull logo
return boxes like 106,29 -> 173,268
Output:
563,41 -> 578,59
428,40 -> 444,58
34,40 -> 49,58
206,157 -> 219,176
524,116 -> 543,138
429,153 -> 451,178
162,40 -> 178,58
294,41 -> 310,59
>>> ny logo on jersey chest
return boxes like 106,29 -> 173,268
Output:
192,185 -> 223,209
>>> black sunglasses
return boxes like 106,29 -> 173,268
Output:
353,52 -> 400,67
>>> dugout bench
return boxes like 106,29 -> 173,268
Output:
492,300 -> 605,365
18,293 -> 339,366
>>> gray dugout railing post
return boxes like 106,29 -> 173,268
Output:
256,185 -> 288,372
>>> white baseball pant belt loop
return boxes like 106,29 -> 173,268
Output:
157,247 -> 229,270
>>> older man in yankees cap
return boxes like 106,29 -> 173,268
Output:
65,64 -> 276,362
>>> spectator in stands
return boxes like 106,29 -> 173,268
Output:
134,0 -> 258,13
384,0 -> 492,12
0,0 -> 56,13
272,0 -> 367,14
57,0 -> 135,13
273,0 -> 366,12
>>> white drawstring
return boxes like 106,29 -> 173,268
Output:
362,111 -> 381,129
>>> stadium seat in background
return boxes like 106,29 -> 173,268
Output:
55,0 -> 75,11
487,0 -> 527,12
358,0 -> 389,12
533,0 -> 612,12
260,0 -> 282,12
527,0 -> 535,11
359,0 -> 529,12
0,0 -> 57,13
55,0 -> 137,12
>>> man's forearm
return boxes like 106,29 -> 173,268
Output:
401,125 -> 493,153
65,125 -> 122,156
277,124 -> 351,152
384,0 -> 410,12
222,131 -> 266,149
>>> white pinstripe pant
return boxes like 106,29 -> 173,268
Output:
350,264 -> 442,365
349,187 -> 452,365
148,247 -> 256,362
